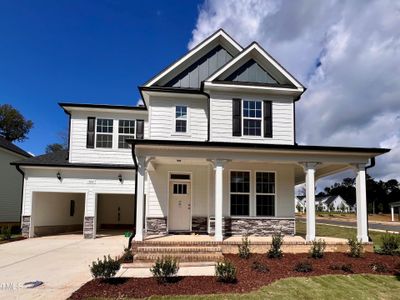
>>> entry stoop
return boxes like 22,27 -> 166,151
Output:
132,241 -> 224,263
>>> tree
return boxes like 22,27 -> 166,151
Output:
328,203 -> 334,212
0,104 -> 33,142
45,143 -> 65,154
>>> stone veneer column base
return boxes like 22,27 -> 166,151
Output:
192,216 -> 208,233
21,216 -> 31,238
146,217 -> 168,235
83,216 -> 95,239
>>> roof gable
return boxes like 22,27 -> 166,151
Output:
224,58 -> 278,85
0,136 -> 31,157
145,29 -> 242,88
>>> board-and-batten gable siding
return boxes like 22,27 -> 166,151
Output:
21,168 -> 135,217
224,59 -> 278,84
209,93 -> 294,144
164,45 -> 233,89
146,164 -> 209,218
148,95 -> 208,141
69,110 -> 148,165
0,149 -> 24,222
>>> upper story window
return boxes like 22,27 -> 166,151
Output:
175,106 -> 187,133
118,120 -> 135,149
96,119 -> 113,148
243,100 -> 262,136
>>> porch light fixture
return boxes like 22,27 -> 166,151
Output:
56,172 -> 62,181
118,174 -> 123,183
177,159 -> 181,163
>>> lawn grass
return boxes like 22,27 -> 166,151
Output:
88,275 -> 400,300
296,221 -> 386,247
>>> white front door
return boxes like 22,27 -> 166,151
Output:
169,180 -> 191,231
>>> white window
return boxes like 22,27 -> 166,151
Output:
96,119 -> 113,148
175,106 -> 187,133
243,100 -> 262,136
230,171 -> 250,216
256,172 -> 275,216
118,120 -> 135,149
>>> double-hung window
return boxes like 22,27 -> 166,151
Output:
230,171 -> 250,216
256,172 -> 275,216
243,100 -> 262,136
96,119 -> 113,148
118,120 -> 135,149
175,106 -> 187,133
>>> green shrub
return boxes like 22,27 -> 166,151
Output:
369,262 -> 388,273
267,231 -> 283,258
1,226 -> 12,240
150,256 -> 179,283
215,259 -> 237,283
90,255 -> 121,279
252,261 -> 269,273
329,263 -> 353,273
120,247 -> 133,263
376,232 -> 400,255
294,261 -> 313,273
347,237 -> 364,258
309,239 -> 326,259
238,234 -> 251,259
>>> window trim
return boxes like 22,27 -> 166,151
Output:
118,119 -> 136,149
229,170 -> 251,217
242,99 -> 263,137
95,118 -> 114,149
174,105 -> 189,135
254,171 -> 277,217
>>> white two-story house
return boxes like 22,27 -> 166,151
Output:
13,29 -> 389,243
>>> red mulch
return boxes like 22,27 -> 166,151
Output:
69,253 -> 400,299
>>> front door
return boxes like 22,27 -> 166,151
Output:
169,179 -> 191,231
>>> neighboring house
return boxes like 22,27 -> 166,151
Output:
295,195 -> 351,213
12,29 -> 389,243
0,136 -> 31,224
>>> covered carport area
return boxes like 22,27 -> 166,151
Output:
31,191 -> 85,236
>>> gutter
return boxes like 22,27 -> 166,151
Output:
364,157 -> 375,242
128,142 -> 139,249
14,164 -> 25,225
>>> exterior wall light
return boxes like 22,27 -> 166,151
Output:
118,174 -> 123,183
56,172 -> 62,181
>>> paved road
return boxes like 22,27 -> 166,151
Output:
298,217 -> 400,232
0,233 -> 127,300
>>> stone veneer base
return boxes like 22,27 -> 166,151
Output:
83,216 -> 95,239
21,216 -> 31,238
146,217 -> 168,234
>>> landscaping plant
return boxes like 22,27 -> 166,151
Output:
347,237 -> 364,258
309,239 -> 326,259
252,261 -> 269,273
329,263 -> 353,273
238,233 -> 251,259
294,261 -> 313,273
267,231 -> 283,258
120,247 -> 133,263
150,256 -> 179,284
375,232 -> 400,255
215,259 -> 237,283
1,226 -> 12,240
369,262 -> 388,273
90,255 -> 121,279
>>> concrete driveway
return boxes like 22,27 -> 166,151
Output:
0,232 -> 127,300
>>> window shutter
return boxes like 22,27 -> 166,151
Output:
86,117 -> 96,148
232,98 -> 242,136
136,120 -> 144,139
263,100 -> 272,138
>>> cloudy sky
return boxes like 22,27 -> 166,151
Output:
189,0 -> 400,187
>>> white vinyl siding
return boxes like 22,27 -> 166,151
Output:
209,94 -> 294,144
148,95 -> 207,141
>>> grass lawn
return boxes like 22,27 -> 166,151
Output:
296,220 -> 386,247
89,275 -> 400,300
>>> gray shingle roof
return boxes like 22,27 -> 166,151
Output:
11,150 -> 135,169
0,136 -> 31,157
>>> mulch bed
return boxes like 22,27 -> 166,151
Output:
0,236 -> 25,245
69,252 -> 400,299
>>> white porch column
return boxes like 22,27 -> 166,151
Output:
135,156 -> 146,241
354,164 -> 368,243
302,162 -> 319,242
84,190 -> 97,239
392,206 -> 395,222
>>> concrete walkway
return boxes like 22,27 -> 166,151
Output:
0,233 -> 127,300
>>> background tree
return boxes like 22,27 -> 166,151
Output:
45,143 -> 65,153
0,104 -> 33,142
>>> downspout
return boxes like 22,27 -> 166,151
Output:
200,81 -> 211,142
14,164 -> 25,225
364,157 -> 375,242
128,143 -> 138,249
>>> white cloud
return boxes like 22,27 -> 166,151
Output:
190,0 -> 400,187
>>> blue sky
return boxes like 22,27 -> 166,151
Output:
1,0 -> 201,154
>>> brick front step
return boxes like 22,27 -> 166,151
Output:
136,246 -> 222,253
133,253 -> 223,262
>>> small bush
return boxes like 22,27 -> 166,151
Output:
215,259 -> 237,283
294,261 -> 313,273
1,226 -> 12,240
120,247 -> 133,263
347,237 -> 364,258
369,262 -> 388,273
268,231 -> 283,259
150,256 -> 179,284
376,232 -> 400,255
238,234 -> 251,259
309,239 -> 326,259
251,261 -> 269,273
90,255 -> 121,279
329,263 -> 353,273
